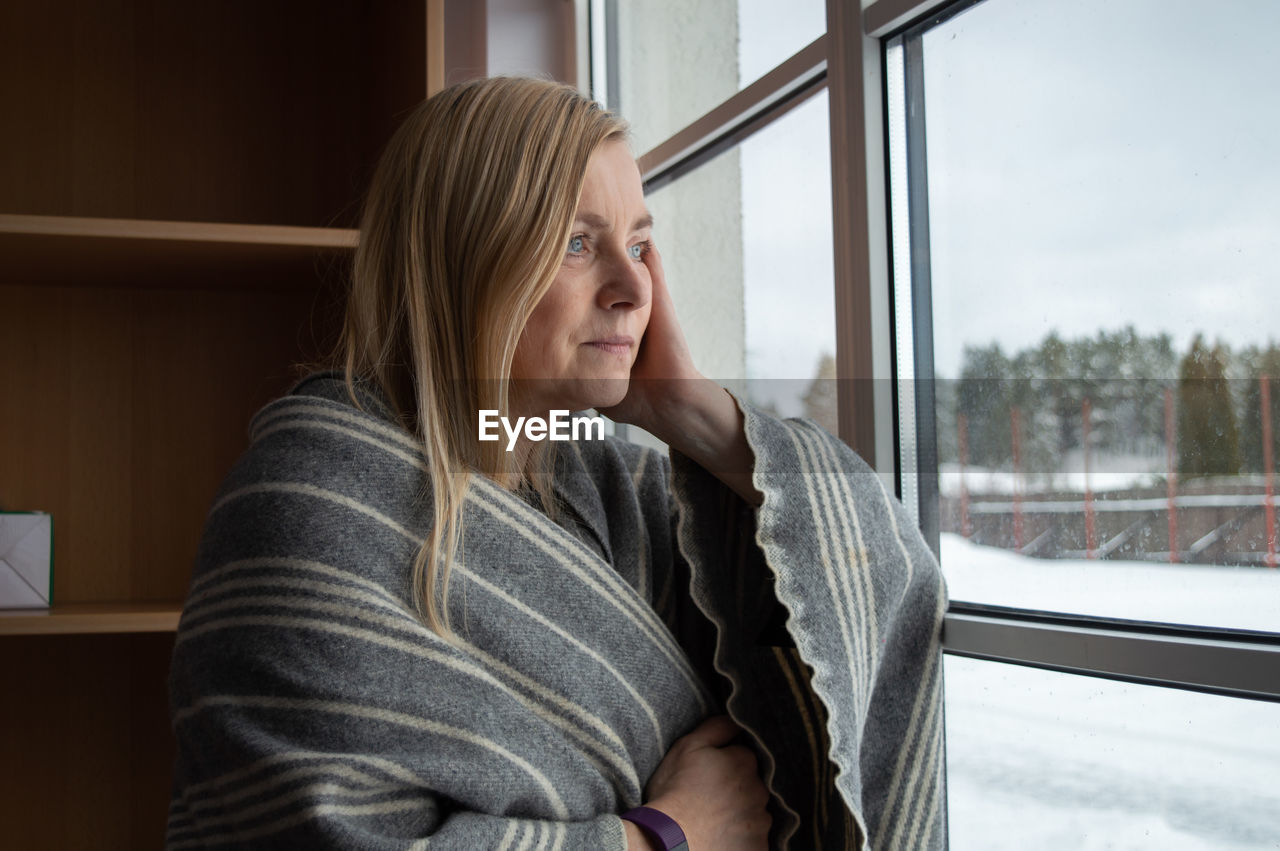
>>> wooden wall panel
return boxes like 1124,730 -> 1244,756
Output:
0,1 -> 427,847
0,634 -> 176,849
362,0 -> 431,181
0,0 -> 425,228
0,283 -> 339,603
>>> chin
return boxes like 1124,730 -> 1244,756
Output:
572,376 -> 630,411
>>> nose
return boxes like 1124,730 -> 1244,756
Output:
596,243 -> 651,312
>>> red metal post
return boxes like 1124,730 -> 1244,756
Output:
959,413 -> 972,538
1012,406 -> 1023,551
1083,397 -> 1096,558
1262,375 -> 1276,568
1165,388 -> 1179,564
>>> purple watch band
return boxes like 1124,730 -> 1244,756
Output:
620,806 -> 689,851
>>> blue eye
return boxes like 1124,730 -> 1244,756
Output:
567,235 -> 586,254
629,241 -> 649,260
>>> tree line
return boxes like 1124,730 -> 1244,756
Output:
933,327 -> 1280,478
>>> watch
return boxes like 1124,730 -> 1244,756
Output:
620,806 -> 689,851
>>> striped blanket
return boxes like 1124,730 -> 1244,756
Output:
166,373 -> 947,849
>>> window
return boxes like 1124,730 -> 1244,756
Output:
882,0 -> 1280,845
590,0 -> 1280,846
889,0 -> 1280,632
644,90 -> 836,430
604,0 -> 826,154
945,656 -> 1280,847
592,0 -> 834,445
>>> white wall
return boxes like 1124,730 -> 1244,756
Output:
616,0 -> 746,387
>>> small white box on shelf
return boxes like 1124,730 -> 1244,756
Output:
0,512 -> 53,608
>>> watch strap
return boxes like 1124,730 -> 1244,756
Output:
620,806 -> 689,851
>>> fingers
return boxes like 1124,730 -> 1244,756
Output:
728,743 -> 759,776
629,240 -> 696,382
679,714 -> 744,750
647,715 -> 773,849
642,241 -> 665,280
641,242 -> 672,305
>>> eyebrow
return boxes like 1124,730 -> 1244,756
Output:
574,212 -> 654,233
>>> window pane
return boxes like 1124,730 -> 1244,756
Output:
643,90 -> 835,431
946,656 -> 1280,849
614,0 -> 826,155
903,0 -> 1280,631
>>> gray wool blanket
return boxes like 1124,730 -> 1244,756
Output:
167,372 -> 948,849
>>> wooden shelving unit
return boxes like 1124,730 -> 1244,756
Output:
0,1 -> 442,846
0,602 -> 182,635
0,215 -> 358,290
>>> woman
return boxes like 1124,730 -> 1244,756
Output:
167,77 -> 947,850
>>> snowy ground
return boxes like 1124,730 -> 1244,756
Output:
940,535 -> 1280,849
938,455 -> 1168,497
940,533 -> 1280,632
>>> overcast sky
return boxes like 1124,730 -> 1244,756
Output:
737,0 -> 832,411
730,0 -> 1279,388
920,0 -> 1280,377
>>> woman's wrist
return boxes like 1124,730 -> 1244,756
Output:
643,378 -> 762,507
621,803 -> 689,851
622,818 -> 663,851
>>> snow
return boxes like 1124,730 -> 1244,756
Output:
938,455 -> 1167,497
964,493 -> 1272,515
946,657 -> 1280,849
940,533 -> 1280,632
941,535 -> 1280,848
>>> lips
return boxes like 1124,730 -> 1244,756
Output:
584,336 -> 633,356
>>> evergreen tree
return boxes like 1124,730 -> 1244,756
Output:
1239,344 -> 1280,474
934,377 -> 958,464
948,328 -> 1186,475
801,352 -> 839,437
956,343 -> 1012,468
1031,331 -> 1078,458
1009,347 -> 1054,474
1177,335 -> 1240,477
1129,331 -> 1178,456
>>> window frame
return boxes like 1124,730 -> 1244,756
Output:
585,0 -> 1279,820
868,0 -> 1280,703
606,2 -> 898,478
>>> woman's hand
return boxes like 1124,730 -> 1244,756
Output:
633,715 -> 772,850
598,242 -> 702,433
600,243 -> 764,505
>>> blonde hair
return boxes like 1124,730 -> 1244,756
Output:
339,77 -> 629,637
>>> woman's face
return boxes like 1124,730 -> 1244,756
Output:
512,140 -> 653,415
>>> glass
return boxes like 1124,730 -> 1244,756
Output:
643,90 -> 835,432
945,656 -> 1280,849
899,0 -> 1280,631
614,0 -> 826,155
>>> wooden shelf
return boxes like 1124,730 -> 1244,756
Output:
0,602 -> 182,635
0,214 -> 358,290
0,0 -> 437,842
